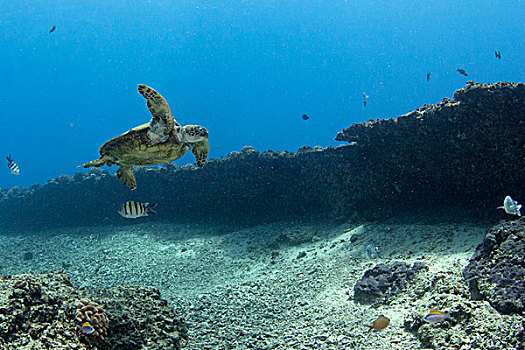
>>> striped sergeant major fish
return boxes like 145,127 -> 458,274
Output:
6,155 -> 20,175
118,201 -> 157,219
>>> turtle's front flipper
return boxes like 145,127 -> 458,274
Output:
78,156 -> 108,169
192,138 -> 209,168
137,84 -> 177,144
117,165 -> 137,190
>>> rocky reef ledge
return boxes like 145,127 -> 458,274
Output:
0,81 -> 524,230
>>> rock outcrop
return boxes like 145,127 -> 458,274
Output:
463,219 -> 525,315
0,82 -> 523,230
353,262 -> 427,304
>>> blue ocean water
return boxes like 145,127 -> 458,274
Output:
1,0 -> 523,189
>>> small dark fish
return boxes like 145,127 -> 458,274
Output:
362,92 -> 368,107
49,25 -> 56,33
301,114 -> 309,120
6,154 -> 20,175
392,183 -> 402,193
426,72 -> 431,82
456,68 -> 468,76
495,50 -> 501,59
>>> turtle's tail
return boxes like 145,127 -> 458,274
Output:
77,157 -> 107,168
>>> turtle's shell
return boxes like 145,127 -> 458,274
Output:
99,122 -> 188,166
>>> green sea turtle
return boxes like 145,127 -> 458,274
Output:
79,84 -> 209,190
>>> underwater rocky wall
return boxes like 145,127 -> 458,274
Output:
0,81 -> 524,231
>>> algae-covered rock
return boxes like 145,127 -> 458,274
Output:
463,219 -> 525,315
353,262 -> 427,304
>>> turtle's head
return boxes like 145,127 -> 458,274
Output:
181,125 -> 208,144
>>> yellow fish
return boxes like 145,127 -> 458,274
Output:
368,315 -> 390,331
424,309 -> 448,324
81,321 -> 95,334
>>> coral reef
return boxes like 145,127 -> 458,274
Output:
75,299 -> 109,341
0,272 -> 188,349
463,218 -> 525,315
0,82 -> 524,230
12,274 -> 42,296
353,262 -> 427,304
96,286 -> 189,349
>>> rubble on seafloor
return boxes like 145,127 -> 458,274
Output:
0,221 -> 524,348
0,272 -> 187,349
0,81 -> 524,230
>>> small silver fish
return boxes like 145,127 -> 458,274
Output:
362,92 -> 369,107
118,201 -> 157,219
6,155 -> 20,175
365,244 -> 382,259
424,310 -> 449,324
497,195 -> 522,216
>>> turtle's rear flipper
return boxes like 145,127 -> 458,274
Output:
78,157 -> 107,169
117,165 -> 137,190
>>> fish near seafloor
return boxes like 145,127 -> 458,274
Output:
6,155 -> 19,175
426,72 -> 431,82
497,195 -> 522,216
118,201 -> 158,219
81,321 -> 94,334
368,315 -> 390,331
49,25 -> 56,33
365,244 -> 382,259
456,68 -> 468,76
362,92 -> 368,107
424,310 -> 448,324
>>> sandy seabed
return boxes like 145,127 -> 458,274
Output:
0,219 -> 495,349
